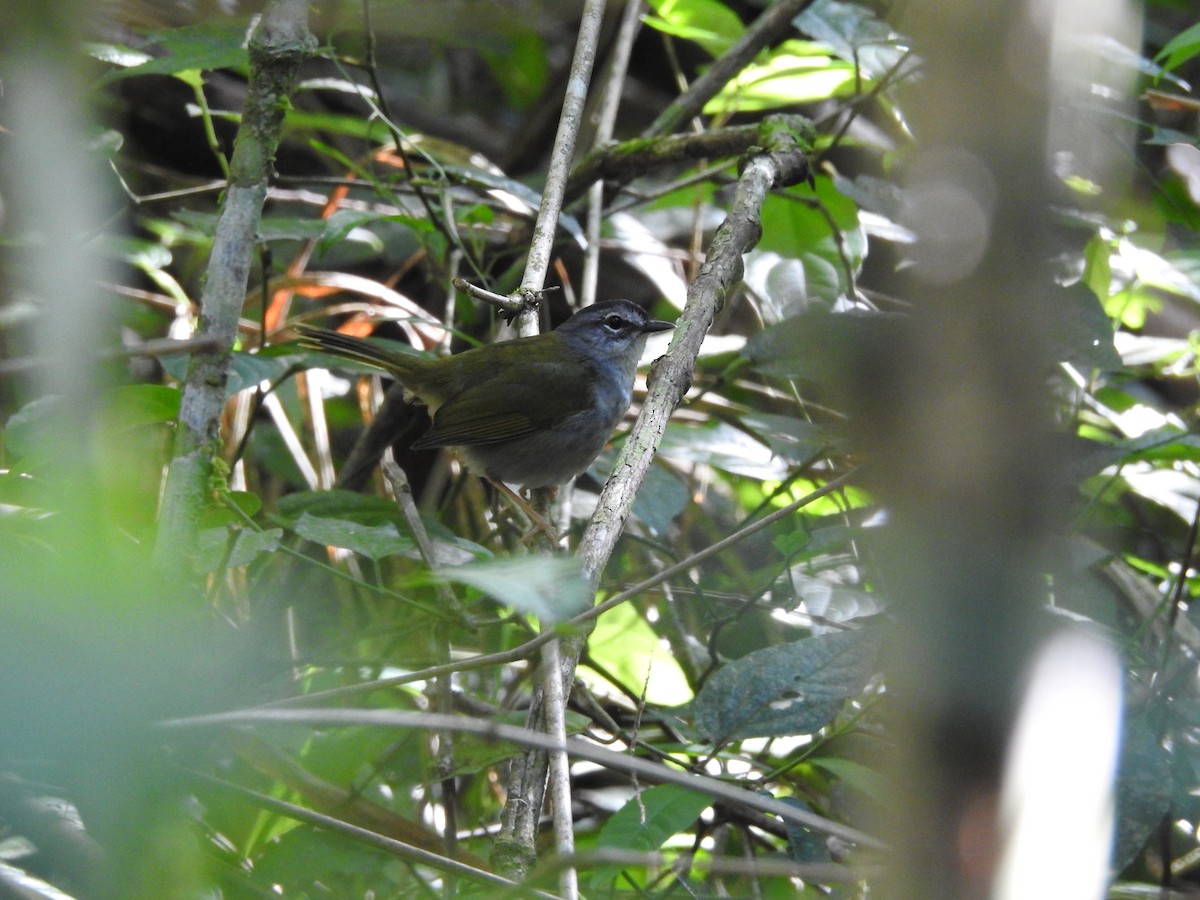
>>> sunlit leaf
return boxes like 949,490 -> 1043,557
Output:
1155,21 -> 1200,75
707,41 -> 859,114
585,603 -> 693,706
643,0 -> 745,57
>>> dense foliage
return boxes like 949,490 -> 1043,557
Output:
2,0 -> 1200,897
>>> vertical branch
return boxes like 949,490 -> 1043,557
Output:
581,0 -> 644,308
154,0 -> 315,570
512,0 -> 606,335
492,2 -> 608,885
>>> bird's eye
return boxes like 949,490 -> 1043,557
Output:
603,314 -> 625,332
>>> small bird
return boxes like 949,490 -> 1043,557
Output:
296,299 -> 674,488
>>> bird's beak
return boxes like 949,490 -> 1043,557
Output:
642,318 -> 675,334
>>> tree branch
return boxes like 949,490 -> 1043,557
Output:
154,0 -> 315,570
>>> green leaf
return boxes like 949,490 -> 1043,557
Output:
158,349 -> 298,397
99,384 -> 181,430
3,396 -> 68,460
97,21 -> 250,83
755,178 -> 864,304
591,447 -> 691,534
1154,21 -> 1200,74
740,412 -> 834,465
194,526 -> 283,572
291,512 -> 415,561
779,796 -> 833,863
1046,284 -> 1120,370
794,0 -> 910,80
436,555 -> 591,622
643,0 -> 746,58
745,309 -> 902,381
809,756 -> 887,800
658,420 -> 786,480
586,603 -> 693,706
1082,233 -> 1113,302
1112,716 -> 1171,873
707,41 -> 859,114
480,28 -> 548,109
694,627 -> 880,743
590,784 -> 711,890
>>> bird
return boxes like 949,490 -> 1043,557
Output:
295,299 -> 674,488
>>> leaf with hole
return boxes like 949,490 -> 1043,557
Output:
695,627 -> 879,743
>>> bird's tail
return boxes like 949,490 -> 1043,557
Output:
294,324 -> 423,376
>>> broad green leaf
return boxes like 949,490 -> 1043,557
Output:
437,555 -> 590,621
779,796 -> 833,863
739,412 -> 834,465
194,526 -> 283,572
746,309 -> 902,381
291,512 -> 414,561
158,349 -> 298,397
587,447 -> 690,533
1046,284 -> 1121,370
480,29 -> 548,109
809,756 -> 887,800
3,396 -> 68,460
276,489 -> 412,524
658,420 -> 787,480
590,784 -> 711,889
707,41 -> 859,114
1112,716 -> 1171,873
97,21 -> 250,83
694,627 -> 880,743
99,384 -> 181,430
755,179 -> 865,304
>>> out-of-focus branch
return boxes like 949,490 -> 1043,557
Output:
154,0 -> 315,571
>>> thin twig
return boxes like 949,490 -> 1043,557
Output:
165,707 -> 887,850
0,335 -> 225,375
494,0 -> 608,885
581,0 -> 645,308
513,0 -> 606,334
187,769 -> 562,899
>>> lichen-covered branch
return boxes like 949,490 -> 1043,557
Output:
154,1 -> 315,570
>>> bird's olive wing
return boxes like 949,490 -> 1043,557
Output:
412,360 -> 591,448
